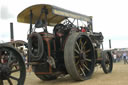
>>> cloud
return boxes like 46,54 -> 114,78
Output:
0,5 -> 14,19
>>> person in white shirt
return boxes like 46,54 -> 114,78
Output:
113,54 -> 117,63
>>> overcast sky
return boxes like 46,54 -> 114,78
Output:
0,0 -> 128,49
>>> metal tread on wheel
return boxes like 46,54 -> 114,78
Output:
101,51 -> 113,74
0,44 -> 26,85
64,32 -> 95,81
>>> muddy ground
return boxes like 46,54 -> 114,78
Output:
24,61 -> 128,85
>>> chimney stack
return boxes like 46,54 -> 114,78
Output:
109,39 -> 111,49
10,22 -> 14,41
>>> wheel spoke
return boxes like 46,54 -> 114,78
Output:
9,60 -> 17,66
75,42 -> 81,51
79,38 -> 83,50
0,80 -> 3,85
80,65 -> 86,76
83,40 -> 87,46
83,64 -> 90,71
9,76 -> 19,81
105,55 -> 110,64
106,56 -> 110,61
75,48 -> 80,54
75,60 -> 79,65
106,64 -> 109,68
8,52 -> 13,62
11,63 -> 19,70
11,69 -> 20,73
12,63 -> 19,67
75,56 -> 79,58
85,58 -> 92,62
7,78 -> 13,85
106,64 -> 110,70
82,40 -> 87,49
85,49 -> 90,54
106,62 -> 110,67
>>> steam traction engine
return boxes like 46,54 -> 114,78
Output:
17,4 -> 113,81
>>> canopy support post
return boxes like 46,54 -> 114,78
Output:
29,10 -> 33,34
42,6 -> 48,32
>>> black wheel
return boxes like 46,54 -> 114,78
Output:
0,44 -> 26,85
28,32 -> 44,61
33,63 -> 57,81
101,51 -> 113,74
64,33 -> 95,81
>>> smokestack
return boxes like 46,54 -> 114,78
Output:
109,39 -> 111,49
10,22 -> 14,41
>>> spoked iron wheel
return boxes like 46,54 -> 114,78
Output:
101,51 -> 113,74
64,33 -> 95,81
0,44 -> 26,85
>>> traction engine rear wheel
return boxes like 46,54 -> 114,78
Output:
64,33 -> 95,81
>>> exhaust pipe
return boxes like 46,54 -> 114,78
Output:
109,39 -> 111,50
10,22 -> 14,42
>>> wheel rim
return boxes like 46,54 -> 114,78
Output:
0,45 -> 26,85
74,36 -> 94,78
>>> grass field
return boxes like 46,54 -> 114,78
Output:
24,61 -> 128,85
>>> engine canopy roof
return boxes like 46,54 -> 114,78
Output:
17,4 -> 92,26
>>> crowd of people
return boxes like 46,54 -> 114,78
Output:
113,52 -> 128,64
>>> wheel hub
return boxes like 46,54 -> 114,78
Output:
0,64 -> 11,80
80,52 -> 86,60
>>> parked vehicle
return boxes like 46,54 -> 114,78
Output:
17,4 -> 113,83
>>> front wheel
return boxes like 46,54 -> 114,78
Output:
101,51 -> 113,74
